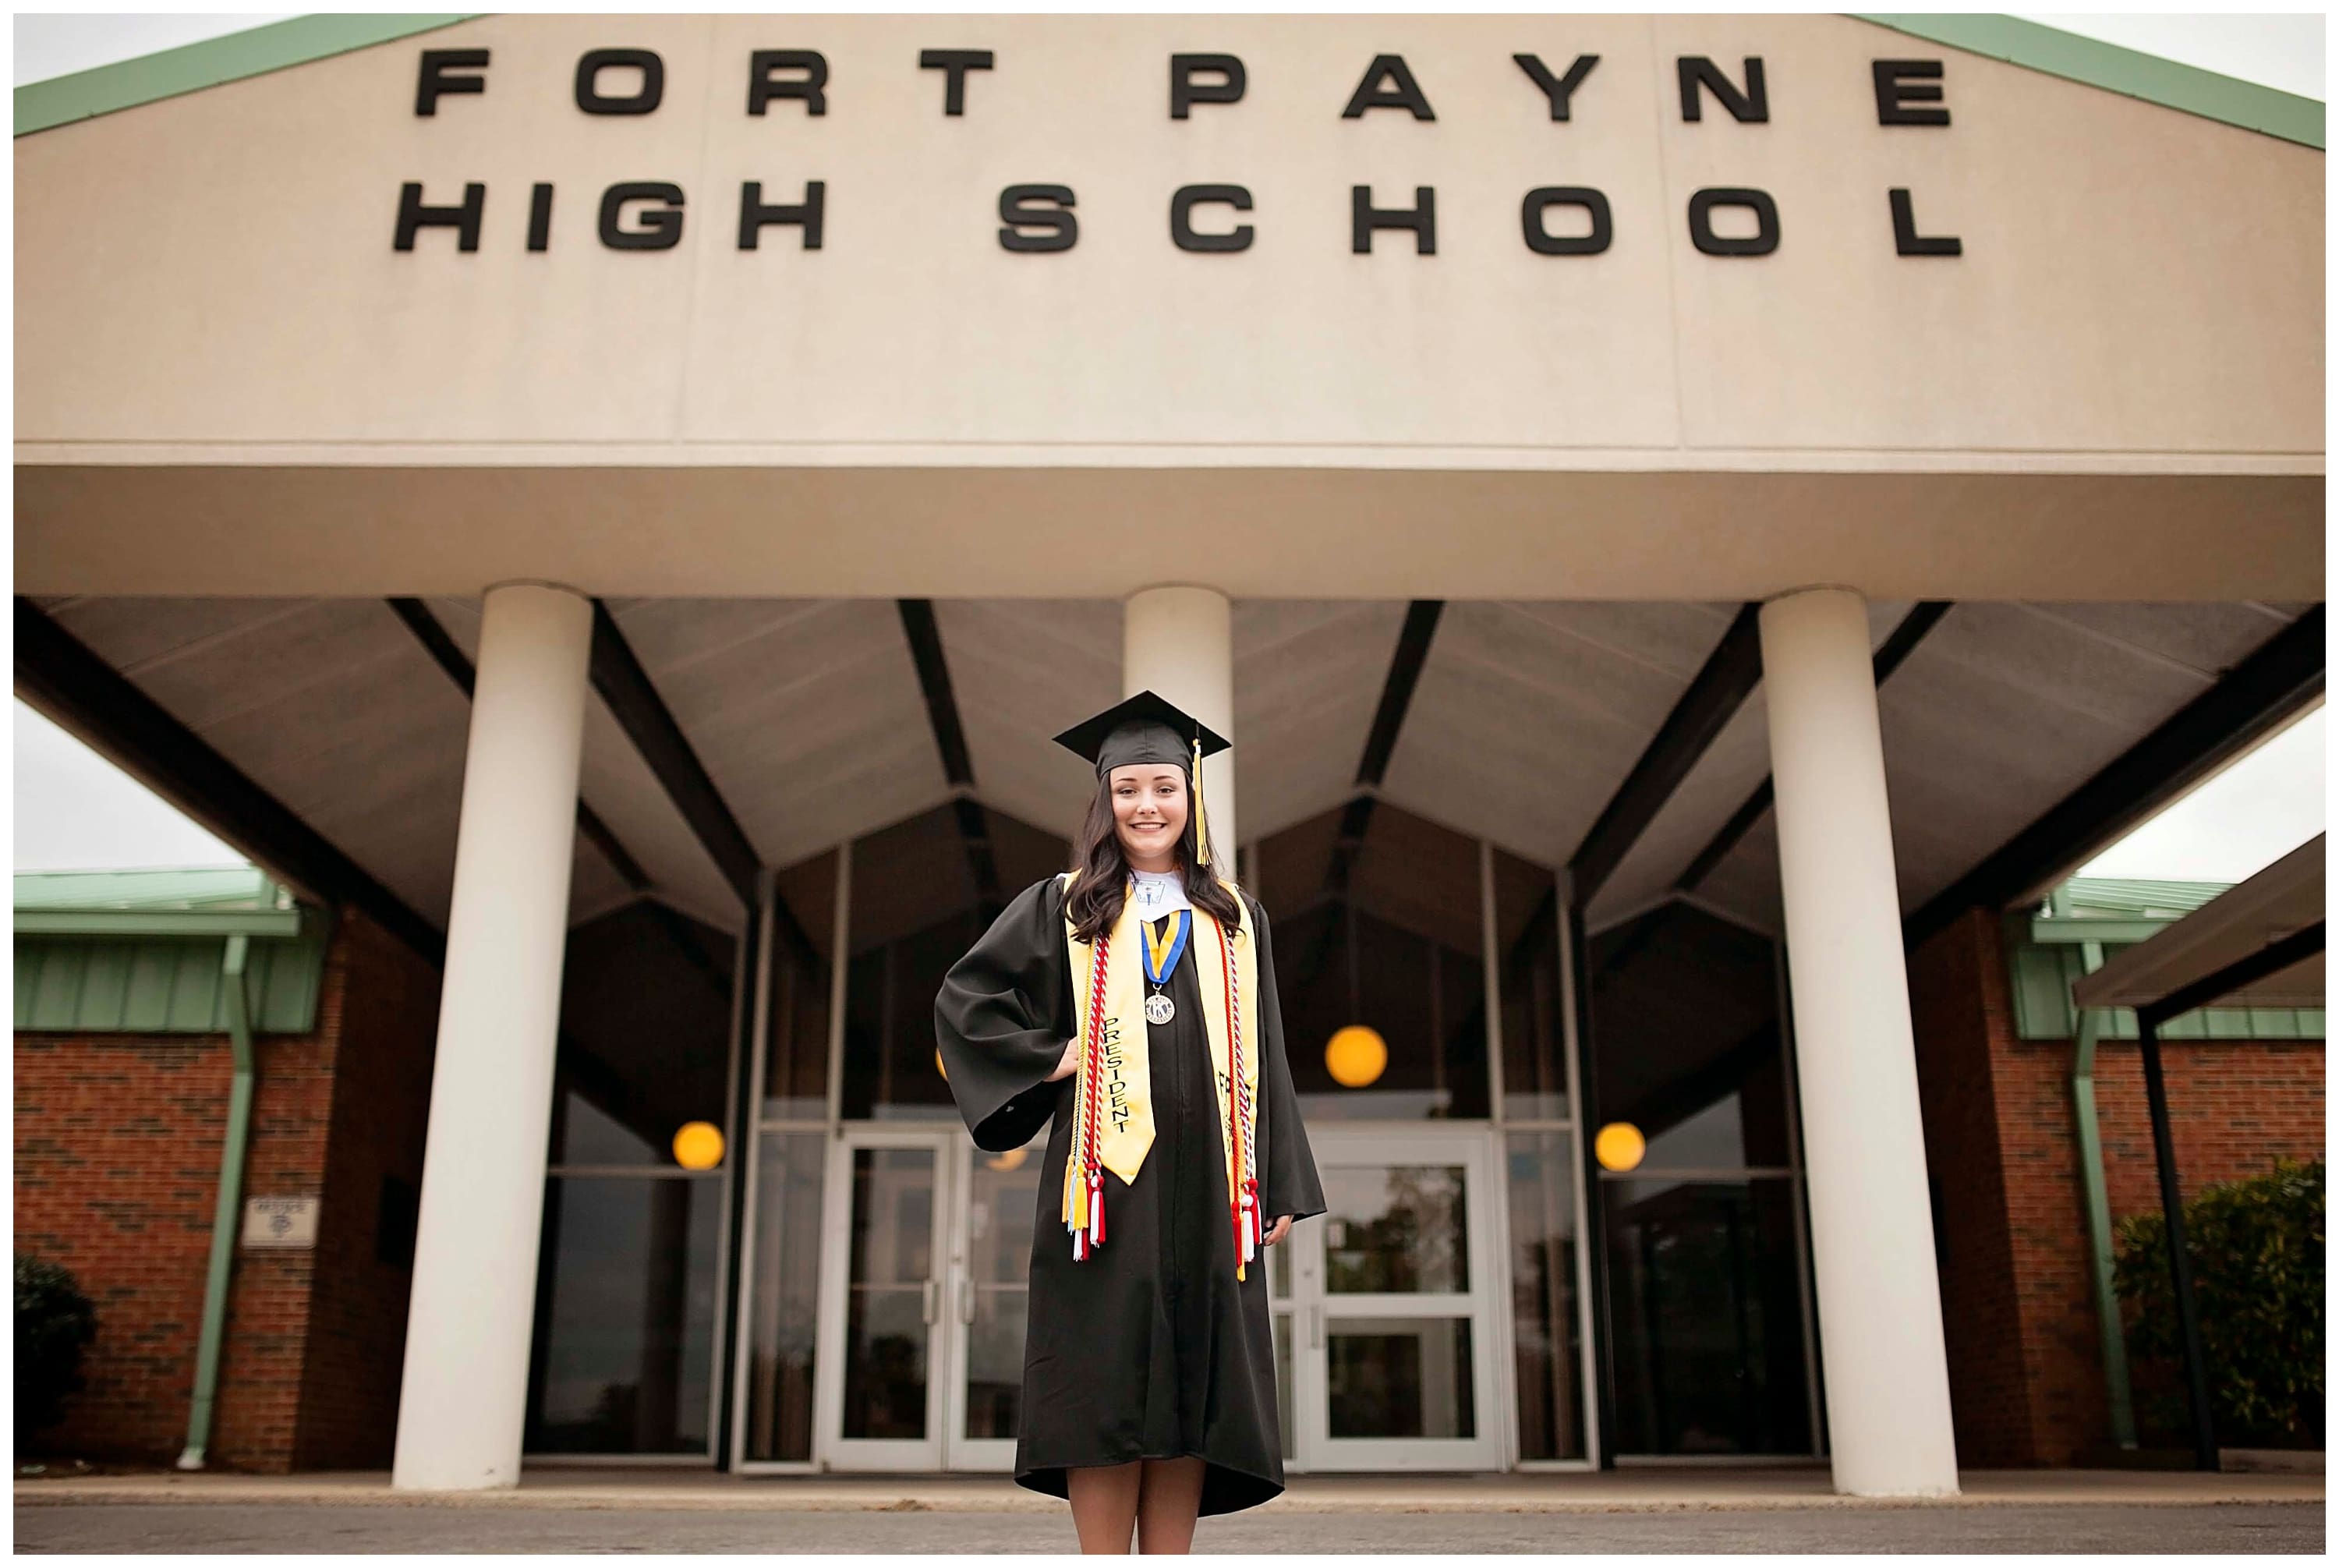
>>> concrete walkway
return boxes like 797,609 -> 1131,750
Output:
16,1465 -> 2323,1513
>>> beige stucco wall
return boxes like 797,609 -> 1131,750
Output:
13,13 -> 2323,596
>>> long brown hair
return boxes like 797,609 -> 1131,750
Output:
1066,769 -> 1244,943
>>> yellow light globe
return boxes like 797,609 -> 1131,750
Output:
672,1120 -> 726,1171
1324,1025 -> 1388,1088
1594,1121 -> 1646,1173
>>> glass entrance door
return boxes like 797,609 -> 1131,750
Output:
814,1127 -> 1043,1471
1283,1127 -> 1502,1471
944,1134 -> 1043,1471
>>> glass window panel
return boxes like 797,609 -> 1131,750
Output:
1603,1174 -> 1812,1457
841,1148 -> 936,1440
527,1175 -> 720,1454
550,901 -> 737,1167
1254,803 -> 1489,1123
842,807 -> 1070,1122
1587,901 -> 1790,1170
1320,1164 -> 1468,1294
1507,1131 -> 1587,1461
745,1131 -> 825,1462
964,1141 -> 1042,1442
1326,1318 -> 1475,1439
1494,849 -> 1571,1123
764,848 -> 837,1121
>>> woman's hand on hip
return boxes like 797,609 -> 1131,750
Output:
1045,1039 -> 1079,1081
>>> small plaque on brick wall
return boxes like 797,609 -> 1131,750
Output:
242,1195 -> 319,1250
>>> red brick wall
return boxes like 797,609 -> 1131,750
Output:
1905,906 -> 2030,1467
1906,907 -> 2327,1466
293,911 -> 440,1468
13,908 -> 438,1471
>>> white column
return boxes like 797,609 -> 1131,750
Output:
1759,586 -> 1959,1499
393,583 -> 593,1492
1123,585 -> 1236,860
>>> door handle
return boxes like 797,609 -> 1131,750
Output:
958,1276 -> 975,1324
922,1278 -> 939,1325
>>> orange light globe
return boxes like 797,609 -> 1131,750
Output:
672,1120 -> 726,1171
1325,1025 -> 1389,1088
1594,1122 -> 1647,1173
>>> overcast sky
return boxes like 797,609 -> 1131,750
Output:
10,13 -> 2328,890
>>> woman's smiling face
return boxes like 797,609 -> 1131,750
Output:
1109,763 -> 1187,869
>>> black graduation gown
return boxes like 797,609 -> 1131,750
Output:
933,874 -> 1326,1516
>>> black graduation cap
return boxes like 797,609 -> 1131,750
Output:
1053,689 -> 1231,865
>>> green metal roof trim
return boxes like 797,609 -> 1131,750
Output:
14,869 -> 329,1033
1856,15 -> 2323,150
17,865 -> 288,913
16,867 -> 301,936
2054,877 -> 2236,921
2004,898 -> 2325,1044
15,14 -> 481,138
15,921 -> 332,1035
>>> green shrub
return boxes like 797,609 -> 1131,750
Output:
2113,1156 -> 2323,1449
15,1255 -> 98,1447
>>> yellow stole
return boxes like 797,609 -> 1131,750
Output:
1060,869 -> 1264,1276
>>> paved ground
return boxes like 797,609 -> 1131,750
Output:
11,1499 -> 2325,1553
17,1467 -> 2323,1554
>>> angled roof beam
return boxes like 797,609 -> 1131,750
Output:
387,597 -> 652,894
897,600 -> 1002,914
1567,603 -> 1765,908
588,601 -> 762,911
1293,600 -> 1445,988
1325,600 -> 1447,891
14,596 -> 444,966
1904,605 -> 2324,951
1674,600 -> 1953,894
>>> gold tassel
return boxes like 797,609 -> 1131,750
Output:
1191,734 -> 1211,866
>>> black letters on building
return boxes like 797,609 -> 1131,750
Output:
600,181 -> 685,249
1874,59 -> 1951,126
575,49 -> 664,115
748,50 -> 830,115
1513,53 -> 1599,120
1522,186 -> 1612,256
1678,55 -> 1768,122
1353,185 -> 1435,254
920,50 -> 994,115
1170,54 -> 1246,118
394,181 -> 484,251
740,180 -> 826,249
1686,186 -> 1778,256
1170,185 -> 1254,252
1000,185 -> 1077,252
415,48 -> 488,116
527,182 -> 554,252
1343,55 -> 1436,119
1889,188 -> 1961,255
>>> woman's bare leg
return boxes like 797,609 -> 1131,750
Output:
1134,1455 -> 1207,1554
1066,1460 -> 1142,1553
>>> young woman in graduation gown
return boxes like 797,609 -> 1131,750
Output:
934,691 -> 1325,1553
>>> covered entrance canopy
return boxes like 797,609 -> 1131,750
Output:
16,8 -> 2323,1505
15,594 -> 2324,953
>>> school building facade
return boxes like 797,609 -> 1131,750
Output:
12,12 -> 2323,1494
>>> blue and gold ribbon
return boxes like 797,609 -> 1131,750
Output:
1141,907 -> 1191,986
